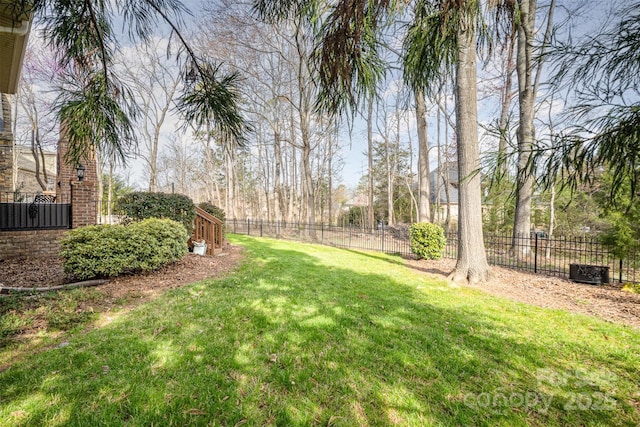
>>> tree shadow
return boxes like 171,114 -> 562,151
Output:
403,262 -> 453,278
335,247 -> 409,268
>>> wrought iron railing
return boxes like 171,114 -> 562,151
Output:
228,218 -> 639,284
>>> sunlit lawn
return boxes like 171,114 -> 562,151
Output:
1,235 -> 639,426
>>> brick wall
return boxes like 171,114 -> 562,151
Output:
1,94 -> 10,133
0,229 -> 67,259
0,93 -> 13,195
0,143 -> 11,195
71,182 -> 97,228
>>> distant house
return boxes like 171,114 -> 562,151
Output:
14,145 -> 56,193
429,163 -> 459,222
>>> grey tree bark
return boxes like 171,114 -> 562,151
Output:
416,88 -> 431,222
367,98 -> 375,230
448,15 -> 491,285
497,28 -> 516,180
512,0 -> 537,256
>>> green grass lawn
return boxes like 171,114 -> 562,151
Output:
1,235 -> 639,426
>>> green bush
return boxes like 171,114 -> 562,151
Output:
409,222 -> 446,260
198,202 -> 226,223
61,218 -> 189,280
117,192 -> 195,234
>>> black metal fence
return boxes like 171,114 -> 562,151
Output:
1,191 -> 71,231
228,218 -> 639,284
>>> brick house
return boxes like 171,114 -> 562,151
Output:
0,6 -> 97,259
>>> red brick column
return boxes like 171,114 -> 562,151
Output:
70,181 -> 97,228
57,123 -> 98,227
56,123 -> 98,204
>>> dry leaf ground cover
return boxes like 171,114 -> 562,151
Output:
0,235 -> 639,426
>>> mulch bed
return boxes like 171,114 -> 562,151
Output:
0,245 -> 244,304
406,258 -> 640,329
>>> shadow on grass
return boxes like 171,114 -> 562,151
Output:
403,261 -> 453,277
0,236 -> 638,426
336,247 -> 410,267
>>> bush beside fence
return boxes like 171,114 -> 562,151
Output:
228,218 -> 639,284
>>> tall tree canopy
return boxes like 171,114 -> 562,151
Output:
3,0 -> 248,164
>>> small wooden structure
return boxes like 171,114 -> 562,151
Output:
192,206 -> 224,256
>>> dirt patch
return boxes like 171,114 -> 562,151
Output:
406,258 -> 640,329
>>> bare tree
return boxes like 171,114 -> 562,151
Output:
512,0 -> 556,256
195,0 -> 338,232
158,134 -> 199,198
14,42 -> 61,192
120,39 -> 183,192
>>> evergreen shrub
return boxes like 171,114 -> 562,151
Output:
409,222 -> 446,260
61,218 -> 188,280
117,192 -> 195,234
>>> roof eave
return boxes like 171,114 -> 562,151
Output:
0,13 -> 32,94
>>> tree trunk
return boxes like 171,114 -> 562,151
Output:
546,181 -> 555,259
30,128 -> 47,191
511,0 -> 537,257
289,145 -> 296,223
256,128 -> 267,219
497,28 -> 516,180
107,154 -> 114,223
328,126 -> 333,224
12,94 -> 18,191
416,88 -> 431,222
95,149 -> 104,224
225,149 -> 236,219
448,16 -> 491,285
301,122 -> 317,238
435,88 -> 442,222
274,130 -> 283,223
385,132 -> 394,226
148,124 -> 159,192
443,92 -> 452,230
367,98 -> 375,230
